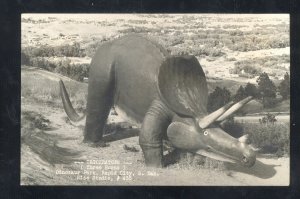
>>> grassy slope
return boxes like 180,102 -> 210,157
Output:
21,66 -> 87,110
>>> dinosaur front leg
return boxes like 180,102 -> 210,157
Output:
139,99 -> 172,167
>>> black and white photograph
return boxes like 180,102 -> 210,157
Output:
21,14 -> 290,186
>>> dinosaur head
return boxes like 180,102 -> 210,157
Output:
167,121 -> 257,167
158,55 -> 257,167
197,128 -> 256,167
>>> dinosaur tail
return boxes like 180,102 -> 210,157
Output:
59,80 -> 85,122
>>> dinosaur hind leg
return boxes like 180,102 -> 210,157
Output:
83,63 -> 115,145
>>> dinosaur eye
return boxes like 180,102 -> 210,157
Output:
204,131 -> 208,136
242,156 -> 248,163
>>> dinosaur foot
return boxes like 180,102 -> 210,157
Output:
92,140 -> 109,147
83,139 -> 109,148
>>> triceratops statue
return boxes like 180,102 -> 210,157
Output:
59,34 -> 258,168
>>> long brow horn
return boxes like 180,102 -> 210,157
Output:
59,80 -> 85,122
216,96 -> 253,122
198,101 -> 234,129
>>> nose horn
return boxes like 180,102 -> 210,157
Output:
250,144 -> 261,152
238,134 -> 250,143
198,101 -> 234,129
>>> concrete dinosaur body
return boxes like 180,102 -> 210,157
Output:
60,34 -> 257,168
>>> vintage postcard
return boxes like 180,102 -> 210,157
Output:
21,14 -> 290,186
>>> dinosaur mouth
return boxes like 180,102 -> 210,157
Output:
196,147 -> 238,164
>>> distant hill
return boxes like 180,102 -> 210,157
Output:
263,100 -> 290,113
240,99 -> 290,115
207,77 -> 246,93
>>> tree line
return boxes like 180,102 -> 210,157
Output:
21,43 -> 89,82
208,72 -> 290,112
22,42 -> 86,58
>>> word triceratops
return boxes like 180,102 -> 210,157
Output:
60,34 -> 258,168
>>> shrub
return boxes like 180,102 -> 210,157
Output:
225,32 -> 289,52
231,61 -> 262,77
265,35 -> 290,49
26,56 -> 90,82
192,46 -> 225,57
259,113 -> 277,125
243,122 -> 289,156
170,37 -> 184,46
29,57 -> 57,71
219,114 -> 289,156
55,60 -> 89,82
118,27 -> 158,34
229,30 -> 243,36
226,57 -> 236,61
85,39 -> 108,57
58,42 -> 86,57
127,19 -> 148,24
22,111 -> 51,131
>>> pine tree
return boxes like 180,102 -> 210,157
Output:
244,82 -> 259,98
256,72 -> 277,108
278,72 -> 290,100
207,86 -> 231,112
234,85 -> 247,102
